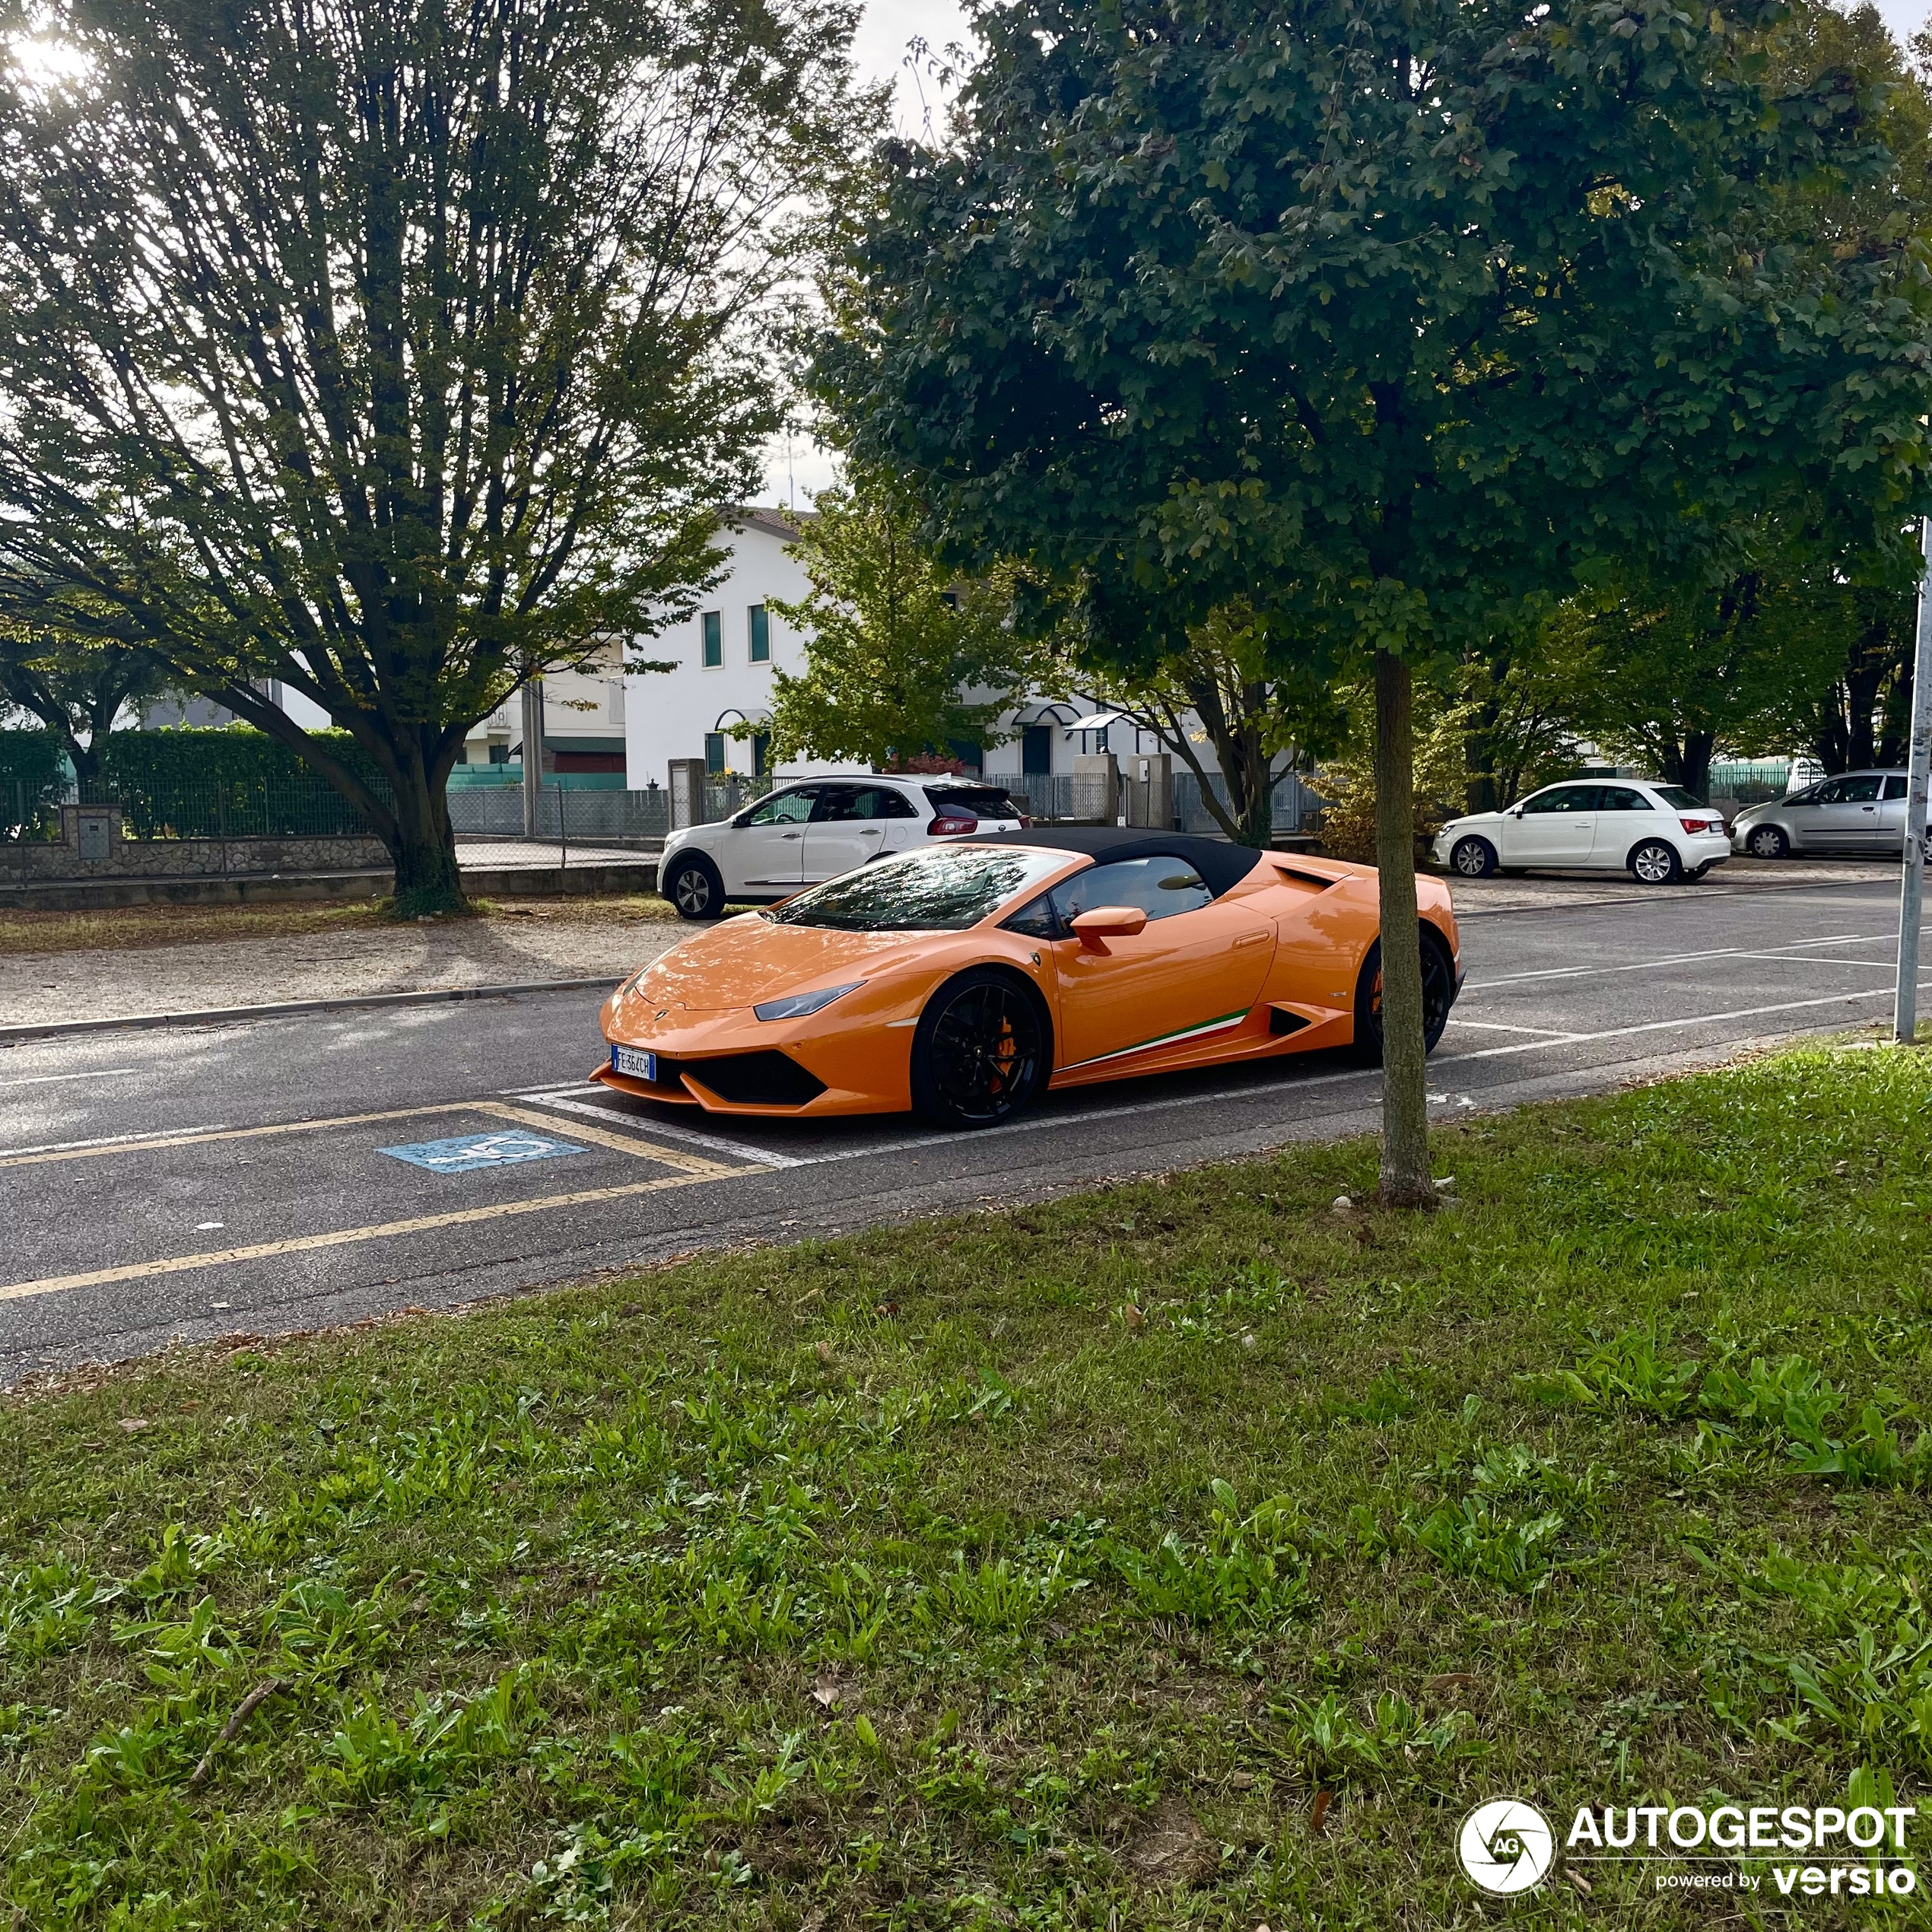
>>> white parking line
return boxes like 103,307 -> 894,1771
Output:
0,1123 -> 232,1159
510,1089 -> 806,1168
1444,1020 -> 1575,1035
0,1067 -> 136,1089
1447,979 -> 1928,1060
1466,933 -> 1886,990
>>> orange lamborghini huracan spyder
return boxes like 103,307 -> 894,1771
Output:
595,828 -> 1462,1130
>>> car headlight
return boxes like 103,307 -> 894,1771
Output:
753,980 -> 866,1022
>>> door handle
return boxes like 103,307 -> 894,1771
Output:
781,831 -> 802,839
1234,929 -> 1271,948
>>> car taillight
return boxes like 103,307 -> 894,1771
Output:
1680,815 -> 1719,834
929,815 -> 977,836
1018,815 -> 1033,828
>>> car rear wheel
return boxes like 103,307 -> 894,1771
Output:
910,968 -> 1047,1129
1352,931 -> 1456,1065
1629,840 -> 1683,885
665,854 -> 726,921
1746,825 -> 1788,860
1450,835 -> 1498,879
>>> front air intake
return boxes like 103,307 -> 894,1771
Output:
683,1051 -> 827,1108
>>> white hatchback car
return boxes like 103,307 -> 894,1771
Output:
658,774 -> 1030,919
1433,780 -> 1731,885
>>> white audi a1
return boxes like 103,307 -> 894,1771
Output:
1432,779 -> 1731,885
657,774 -> 1030,919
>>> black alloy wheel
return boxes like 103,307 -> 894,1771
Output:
1450,835 -> 1499,879
666,855 -> 726,921
910,969 -> 1047,1129
1352,932 -> 1456,1065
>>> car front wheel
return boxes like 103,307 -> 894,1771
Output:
910,968 -> 1047,1129
1746,825 -> 1788,860
1629,840 -> 1683,885
1449,835 -> 1499,879
664,854 -> 726,921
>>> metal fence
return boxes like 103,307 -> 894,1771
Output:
4,773 -> 383,842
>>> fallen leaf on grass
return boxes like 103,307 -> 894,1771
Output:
1122,1304 -> 1145,1331
815,1339 -> 834,1364
1311,1788 -> 1333,1835
117,1418 -> 149,1434
1567,1868 -> 1592,1895
1425,1672 -> 1478,1700
811,1681 -> 842,1708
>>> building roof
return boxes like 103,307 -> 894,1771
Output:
723,504 -> 815,542
961,825 -> 1264,898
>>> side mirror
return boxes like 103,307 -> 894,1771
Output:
1070,905 -> 1149,949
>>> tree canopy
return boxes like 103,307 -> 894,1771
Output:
0,0 -> 876,908
821,0 -> 1932,1200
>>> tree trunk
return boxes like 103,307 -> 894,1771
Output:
1680,730 -> 1715,800
383,761 -> 468,917
1373,648 -> 1433,1209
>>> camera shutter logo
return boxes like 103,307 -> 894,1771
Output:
1458,1798 -> 1555,1895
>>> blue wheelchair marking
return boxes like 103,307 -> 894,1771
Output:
378,1130 -> 589,1174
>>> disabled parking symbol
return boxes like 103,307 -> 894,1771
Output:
378,1129 -> 589,1174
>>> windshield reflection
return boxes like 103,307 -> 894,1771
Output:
763,845 -> 1075,932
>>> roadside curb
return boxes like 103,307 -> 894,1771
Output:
0,976 -> 618,1045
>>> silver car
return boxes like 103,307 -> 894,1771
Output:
1730,770 -> 1930,860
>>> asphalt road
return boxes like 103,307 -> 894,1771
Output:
1,865 -> 1920,1383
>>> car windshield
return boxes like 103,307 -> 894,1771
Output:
1651,786 -> 1705,810
761,844 -> 1075,931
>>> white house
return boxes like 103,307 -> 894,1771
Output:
619,506 -> 1171,791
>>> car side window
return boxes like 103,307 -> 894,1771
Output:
1049,856 -> 1214,925
864,787 -> 920,818
1520,785 -> 1598,814
1840,775 -> 1883,802
1598,786 -> 1651,812
1002,891 -> 1060,939
811,785 -> 864,822
1885,776 -> 1909,801
742,787 -> 816,826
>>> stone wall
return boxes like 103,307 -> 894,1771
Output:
4,806 -> 388,882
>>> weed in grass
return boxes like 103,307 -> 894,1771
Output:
5,1041 -> 1932,1925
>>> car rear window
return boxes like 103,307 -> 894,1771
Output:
762,844 -> 1073,931
1651,786 -> 1706,810
923,783 -> 1026,820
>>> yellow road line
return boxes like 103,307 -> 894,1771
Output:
0,1171 -> 714,1304
472,1100 -> 734,1177
0,1101 -> 482,1170
0,1098 -> 745,1178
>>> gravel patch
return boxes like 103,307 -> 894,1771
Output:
0,916 -> 685,1028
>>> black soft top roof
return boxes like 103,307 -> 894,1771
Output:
961,825 -> 1265,899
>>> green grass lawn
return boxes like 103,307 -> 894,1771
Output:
4,1041 -> 1930,1927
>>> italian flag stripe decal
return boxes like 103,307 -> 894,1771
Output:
1063,1009 -> 1252,1072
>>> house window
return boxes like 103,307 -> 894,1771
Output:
488,742 -> 511,764
704,732 -> 727,774
701,612 -> 722,668
748,605 -> 770,663
1022,725 -> 1053,775
751,730 -> 771,777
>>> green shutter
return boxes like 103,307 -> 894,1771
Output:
704,732 -> 726,774
748,604 -> 770,661
701,612 -> 722,667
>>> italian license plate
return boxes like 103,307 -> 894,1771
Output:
612,1044 -> 657,1082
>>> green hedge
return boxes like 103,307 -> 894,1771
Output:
1,727 -> 65,836
97,728 -> 391,840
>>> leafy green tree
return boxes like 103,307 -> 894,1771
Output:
760,484 -> 1043,769
0,586 -> 171,791
0,0 -> 874,912
1575,547 -> 1858,796
1072,602 -> 1346,846
823,0 -> 1932,1203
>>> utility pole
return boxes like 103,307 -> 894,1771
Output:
520,678 -> 544,841
1894,517 -> 1932,1043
